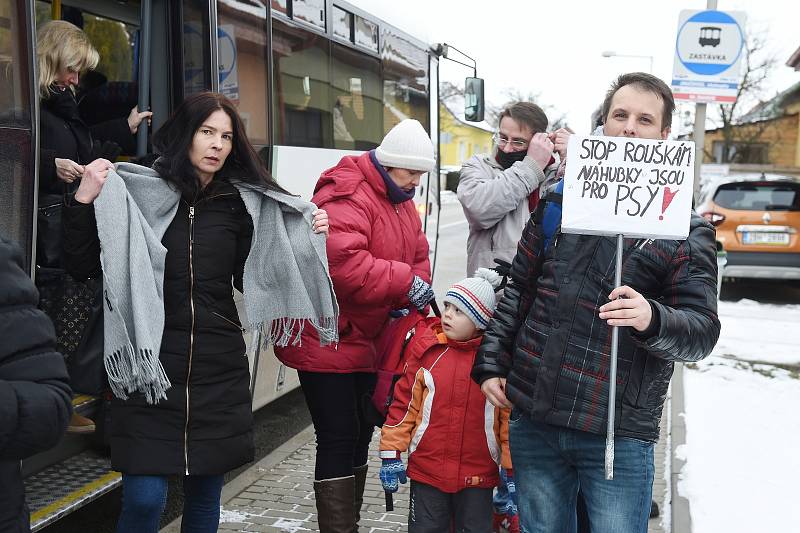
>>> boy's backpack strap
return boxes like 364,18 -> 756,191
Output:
538,180 -> 564,253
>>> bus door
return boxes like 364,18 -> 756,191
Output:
0,0 -> 37,272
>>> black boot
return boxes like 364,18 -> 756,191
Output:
314,476 -> 356,533
352,464 -> 368,532
650,499 -> 660,518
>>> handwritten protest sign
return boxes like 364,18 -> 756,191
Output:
561,135 -> 696,240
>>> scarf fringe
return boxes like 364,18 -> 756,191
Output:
105,344 -> 172,405
258,316 -> 338,349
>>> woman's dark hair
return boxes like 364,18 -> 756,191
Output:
152,92 -> 288,197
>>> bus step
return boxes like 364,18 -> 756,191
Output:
26,449 -> 120,532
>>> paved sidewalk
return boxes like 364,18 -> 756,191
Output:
191,399 -> 673,533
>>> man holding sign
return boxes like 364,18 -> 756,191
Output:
473,73 -> 720,533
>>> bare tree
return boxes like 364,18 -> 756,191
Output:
485,88 -> 569,131
439,82 -> 569,130
708,28 -> 779,163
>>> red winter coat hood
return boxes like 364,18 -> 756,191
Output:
275,151 -> 431,373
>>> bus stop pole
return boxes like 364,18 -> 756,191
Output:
693,0 -> 718,202
605,233 -> 624,480
136,0 -> 152,157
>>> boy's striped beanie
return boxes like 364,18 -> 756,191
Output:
443,268 -> 502,329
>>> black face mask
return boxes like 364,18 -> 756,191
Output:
495,148 -> 527,170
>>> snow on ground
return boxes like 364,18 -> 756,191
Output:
678,298 -> 800,532
712,299 -> 800,366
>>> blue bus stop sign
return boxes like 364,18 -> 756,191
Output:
672,10 -> 746,103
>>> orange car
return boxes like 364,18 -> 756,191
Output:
697,174 -> 800,281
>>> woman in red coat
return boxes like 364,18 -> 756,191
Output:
276,119 -> 435,531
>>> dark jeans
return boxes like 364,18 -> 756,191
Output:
408,480 -> 492,532
116,474 -> 224,533
509,413 -> 654,533
298,371 -> 377,480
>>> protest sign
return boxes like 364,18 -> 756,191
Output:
561,135 -> 696,240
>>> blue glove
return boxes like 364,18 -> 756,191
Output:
504,468 -> 518,508
379,458 -> 407,493
407,276 -> 434,311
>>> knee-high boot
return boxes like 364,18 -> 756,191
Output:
314,475 -> 356,533
352,464 -> 368,531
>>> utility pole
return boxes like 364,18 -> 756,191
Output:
693,0 -> 718,201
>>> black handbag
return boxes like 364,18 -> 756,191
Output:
37,269 -> 107,395
36,193 -> 65,268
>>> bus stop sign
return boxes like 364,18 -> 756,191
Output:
672,10 -> 746,103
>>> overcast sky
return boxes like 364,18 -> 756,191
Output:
349,0 -> 799,135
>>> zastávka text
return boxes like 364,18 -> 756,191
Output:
576,138 -> 692,218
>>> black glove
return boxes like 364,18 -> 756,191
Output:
492,258 -> 511,292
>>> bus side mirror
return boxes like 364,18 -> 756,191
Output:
464,77 -> 485,122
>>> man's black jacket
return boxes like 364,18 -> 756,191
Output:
472,211 -> 720,442
0,237 -> 72,532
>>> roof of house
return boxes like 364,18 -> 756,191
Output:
734,80 -> 800,124
441,99 -> 494,133
787,45 -> 800,71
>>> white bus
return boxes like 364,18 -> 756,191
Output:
0,0 -> 482,529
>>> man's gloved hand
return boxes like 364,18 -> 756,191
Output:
379,458 -> 407,493
407,275 -> 434,311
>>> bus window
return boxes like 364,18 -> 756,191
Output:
293,0 -> 325,30
0,0 -> 35,260
182,0 -> 211,97
381,26 -> 429,134
218,1 -> 270,146
331,43 -> 381,151
272,17 -> 331,148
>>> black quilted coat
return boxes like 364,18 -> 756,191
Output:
62,179 -> 255,475
0,236 -> 72,532
472,209 -> 721,442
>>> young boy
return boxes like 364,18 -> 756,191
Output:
379,269 -> 511,532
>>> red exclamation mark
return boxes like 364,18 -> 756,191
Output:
660,187 -> 678,221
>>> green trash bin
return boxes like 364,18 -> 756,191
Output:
716,240 -> 727,299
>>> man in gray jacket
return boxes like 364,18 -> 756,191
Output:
457,102 -> 560,277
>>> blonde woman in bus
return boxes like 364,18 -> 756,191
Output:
35,20 -> 151,433
61,92 -> 336,533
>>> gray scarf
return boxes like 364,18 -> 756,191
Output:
94,162 -> 338,404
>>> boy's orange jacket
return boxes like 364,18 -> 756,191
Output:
379,320 -> 511,493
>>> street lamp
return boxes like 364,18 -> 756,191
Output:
601,50 -> 654,74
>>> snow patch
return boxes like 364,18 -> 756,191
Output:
272,518 -> 307,532
218,507 -> 254,523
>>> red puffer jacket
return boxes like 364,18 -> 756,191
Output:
275,151 -> 431,373
379,322 -> 510,493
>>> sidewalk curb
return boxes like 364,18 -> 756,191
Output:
159,425 -> 316,533
670,363 -> 692,533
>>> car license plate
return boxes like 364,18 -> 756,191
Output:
742,232 -> 790,245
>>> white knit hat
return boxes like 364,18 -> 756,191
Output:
375,119 -> 435,172
443,268 -> 502,329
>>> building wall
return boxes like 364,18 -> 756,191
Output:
439,103 -> 493,168
703,113 -> 800,167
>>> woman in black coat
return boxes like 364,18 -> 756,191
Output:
0,236 -> 73,533
63,92 -> 330,533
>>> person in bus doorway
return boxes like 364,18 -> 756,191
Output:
35,20 -> 152,434
473,72 -> 720,533
61,92 -> 336,533
0,236 -> 73,533
274,119 -> 436,532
